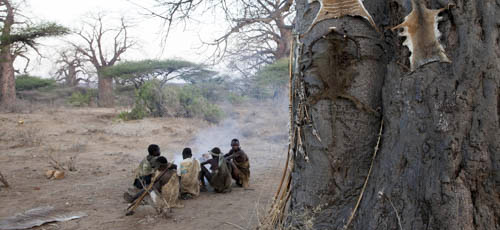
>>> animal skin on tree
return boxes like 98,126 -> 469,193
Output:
306,0 -> 378,33
392,0 -> 451,71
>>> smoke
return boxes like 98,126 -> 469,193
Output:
172,113 -> 243,166
171,92 -> 289,167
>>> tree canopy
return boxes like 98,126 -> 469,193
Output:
1,22 -> 69,48
254,58 -> 289,89
101,59 -> 216,88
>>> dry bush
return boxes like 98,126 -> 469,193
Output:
48,153 -> 78,172
67,142 -> 87,153
0,100 -> 38,114
13,127 -> 42,148
85,128 -> 106,134
46,145 -> 79,172
259,208 -> 316,230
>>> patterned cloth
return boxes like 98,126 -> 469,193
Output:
151,168 -> 183,209
178,158 -> 201,196
160,172 -> 183,208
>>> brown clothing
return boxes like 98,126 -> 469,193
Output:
160,174 -> 183,208
151,167 -> 183,208
225,149 -> 249,164
225,149 -> 250,188
233,160 -> 250,188
202,158 -> 232,193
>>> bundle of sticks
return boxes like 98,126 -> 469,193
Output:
0,171 -> 9,188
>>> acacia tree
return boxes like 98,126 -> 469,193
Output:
72,14 -> 134,107
264,0 -> 500,229
102,59 -> 215,89
0,0 -> 68,106
53,48 -> 91,87
134,0 -> 293,73
102,59 -> 216,116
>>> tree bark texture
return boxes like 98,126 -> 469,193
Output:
289,0 -> 500,229
97,72 -> 114,107
0,47 -> 15,106
0,0 -> 15,107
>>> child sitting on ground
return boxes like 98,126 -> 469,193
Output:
133,144 -> 161,189
178,148 -> 201,200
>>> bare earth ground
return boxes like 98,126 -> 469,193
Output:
0,101 -> 288,230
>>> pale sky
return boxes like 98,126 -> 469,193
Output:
18,0 -> 229,77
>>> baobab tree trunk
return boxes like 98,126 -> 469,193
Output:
275,18 -> 293,60
288,0 -> 500,230
66,64 -> 78,87
97,72 -> 114,107
0,48 -> 16,106
0,0 -> 16,107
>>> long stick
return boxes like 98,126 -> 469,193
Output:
223,222 -> 247,230
126,170 -> 168,215
274,37 -> 295,201
0,171 -> 9,188
343,119 -> 384,229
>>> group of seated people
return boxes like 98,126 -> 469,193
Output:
123,138 -> 250,206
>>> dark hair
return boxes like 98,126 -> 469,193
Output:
182,148 -> 192,159
231,139 -> 240,146
211,147 -> 221,154
148,144 -> 160,156
156,156 -> 168,164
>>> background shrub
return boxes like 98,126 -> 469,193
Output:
118,104 -> 147,121
68,89 -> 96,107
68,92 -> 90,106
227,92 -> 246,104
120,81 -> 225,123
15,75 -> 56,91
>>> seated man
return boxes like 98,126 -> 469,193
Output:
151,156 -> 183,209
200,147 -> 232,193
133,144 -> 161,189
224,139 -> 250,188
125,157 -> 181,209
178,148 -> 201,200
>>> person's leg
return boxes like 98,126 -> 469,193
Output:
200,165 -> 212,183
180,193 -> 193,200
227,161 -> 237,181
199,166 -> 212,192
133,175 -> 152,189
124,189 -> 145,203
229,162 -> 242,186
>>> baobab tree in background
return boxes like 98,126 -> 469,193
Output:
263,0 -> 500,229
54,48 -> 92,87
0,0 -> 68,107
71,14 -> 134,107
133,0 -> 294,74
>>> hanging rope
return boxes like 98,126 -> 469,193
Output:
343,119 -> 384,229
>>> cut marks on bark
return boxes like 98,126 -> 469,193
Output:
308,33 -> 379,116
392,0 -> 452,71
305,0 -> 379,34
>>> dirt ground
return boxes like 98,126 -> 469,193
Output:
0,101 -> 288,230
